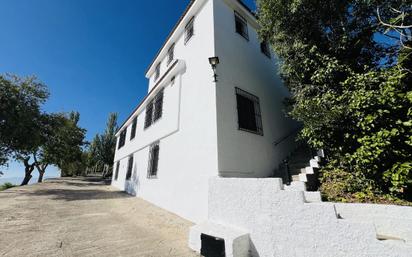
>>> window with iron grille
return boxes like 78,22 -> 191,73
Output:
144,99 -> 154,129
234,12 -> 248,40
155,62 -> 161,81
130,116 -> 137,140
235,88 -> 263,135
167,43 -> 175,65
118,129 -> 127,149
185,17 -> 194,44
260,41 -> 271,58
144,89 -> 164,129
126,155 -> 133,180
114,161 -> 120,180
153,89 -> 164,122
147,142 -> 160,178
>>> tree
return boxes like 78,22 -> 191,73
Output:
0,74 -> 49,184
38,112 -> 87,179
85,113 -> 118,175
257,0 -> 411,202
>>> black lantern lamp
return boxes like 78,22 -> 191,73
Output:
208,56 -> 220,82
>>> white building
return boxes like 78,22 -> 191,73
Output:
111,0 -> 297,223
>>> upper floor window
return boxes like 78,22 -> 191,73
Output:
130,116 -> 137,140
126,155 -> 134,180
144,89 -> 164,129
118,129 -> 127,149
260,41 -> 271,58
147,142 -> 160,178
155,62 -> 161,81
185,17 -> 195,44
114,161 -> 120,180
235,87 -> 263,135
167,43 -> 175,65
234,11 -> 249,40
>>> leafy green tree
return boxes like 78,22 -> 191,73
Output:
85,113 -> 118,175
257,0 -> 411,201
0,74 -> 49,184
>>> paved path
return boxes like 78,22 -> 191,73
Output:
0,177 -> 199,257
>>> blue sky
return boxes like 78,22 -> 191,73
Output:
0,0 -> 256,180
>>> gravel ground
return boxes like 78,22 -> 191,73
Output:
0,177 -> 199,257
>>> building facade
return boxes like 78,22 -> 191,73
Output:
111,0 -> 297,223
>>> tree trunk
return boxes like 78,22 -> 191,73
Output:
35,163 -> 48,183
37,171 -> 45,183
21,158 -> 35,186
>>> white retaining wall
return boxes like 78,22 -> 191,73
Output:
189,177 -> 412,257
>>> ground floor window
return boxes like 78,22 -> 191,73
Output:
114,161 -> 120,180
147,142 -> 160,178
126,155 -> 134,180
235,87 -> 263,135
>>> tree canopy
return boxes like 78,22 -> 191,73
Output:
257,0 -> 411,202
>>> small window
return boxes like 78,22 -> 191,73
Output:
144,99 -> 154,129
260,41 -> 271,58
235,88 -> 263,135
185,17 -> 195,44
144,89 -> 164,129
153,89 -> 164,122
155,62 -> 161,81
234,12 -> 248,40
167,43 -> 175,65
147,143 -> 160,178
114,161 -> 120,180
130,116 -> 137,140
126,155 -> 133,180
118,129 -> 127,149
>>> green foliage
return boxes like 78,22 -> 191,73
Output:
257,0 -> 411,202
0,182 -> 16,191
0,75 -> 49,168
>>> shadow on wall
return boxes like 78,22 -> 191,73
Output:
125,166 -> 140,196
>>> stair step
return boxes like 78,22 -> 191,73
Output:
304,191 -> 322,202
284,181 -> 306,191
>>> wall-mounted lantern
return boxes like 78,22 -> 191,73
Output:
208,56 -> 220,82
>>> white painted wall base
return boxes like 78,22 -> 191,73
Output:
189,177 -> 412,257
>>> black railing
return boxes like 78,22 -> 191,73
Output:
273,126 -> 302,146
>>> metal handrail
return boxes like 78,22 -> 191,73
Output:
273,126 -> 302,146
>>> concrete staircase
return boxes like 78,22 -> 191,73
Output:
278,144 -> 323,192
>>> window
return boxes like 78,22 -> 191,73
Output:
235,88 -> 263,135
130,116 -> 137,140
144,99 -> 154,129
126,155 -> 133,180
114,161 -> 120,180
260,41 -> 271,58
185,17 -> 194,44
153,89 -> 164,122
155,62 -> 161,81
234,11 -> 248,40
147,142 -> 160,178
118,129 -> 127,149
167,43 -> 175,65
144,89 -> 164,129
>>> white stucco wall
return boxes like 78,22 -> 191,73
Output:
195,177 -> 412,257
111,0 -> 218,223
213,0 -> 298,178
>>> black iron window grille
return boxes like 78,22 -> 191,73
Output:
153,89 -> 164,122
130,116 -> 137,140
235,87 -> 263,135
167,43 -> 175,65
126,155 -> 133,180
260,41 -> 271,58
144,89 -> 164,129
155,62 -> 161,81
185,16 -> 195,44
147,142 -> 160,178
114,161 -> 120,180
118,129 -> 127,149
144,99 -> 154,129
234,11 -> 249,40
